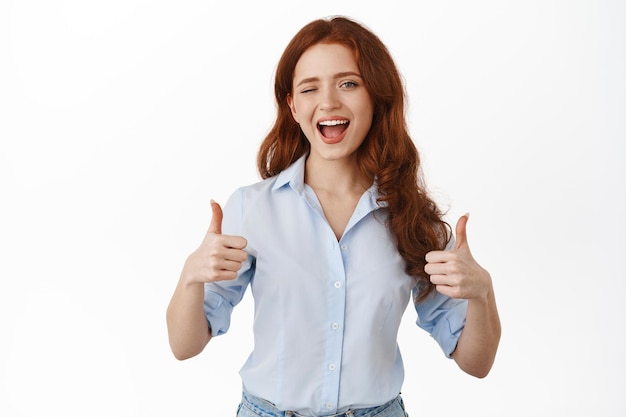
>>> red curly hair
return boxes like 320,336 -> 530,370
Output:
257,16 -> 450,301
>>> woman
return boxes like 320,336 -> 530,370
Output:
167,16 -> 500,417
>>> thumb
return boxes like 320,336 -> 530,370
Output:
454,213 -> 470,250
208,199 -> 223,234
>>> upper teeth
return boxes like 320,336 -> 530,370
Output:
319,120 -> 348,126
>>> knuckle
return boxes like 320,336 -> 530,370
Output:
449,259 -> 463,274
208,245 -> 224,258
208,263 -> 221,275
224,270 -> 238,280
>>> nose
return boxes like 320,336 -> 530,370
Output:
319,87 -> 340,112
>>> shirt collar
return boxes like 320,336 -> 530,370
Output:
271,154 -> 307,193
271,154 -> 386,210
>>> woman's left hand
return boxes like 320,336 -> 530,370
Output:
424,214 -> 492,300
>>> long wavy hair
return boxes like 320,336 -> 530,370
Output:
257,16 -> 450,301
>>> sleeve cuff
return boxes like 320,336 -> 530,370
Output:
204,288 -> 234,337
430,301 -> 467,358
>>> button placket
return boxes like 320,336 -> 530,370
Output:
321,236 -> 347,416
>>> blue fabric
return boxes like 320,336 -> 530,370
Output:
204,155 -> 467,416
237,388 -> 409,417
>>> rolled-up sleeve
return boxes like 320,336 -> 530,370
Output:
412,234 -> 467,357
203,188 -> 255,337
413,289 -> 467,357
413,282 -> 467,358
204,270 -> 252,336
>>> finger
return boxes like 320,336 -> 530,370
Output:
218,236 -> 248,251
428,274 -> 450,285
455,213 -> 470,251
424,262 -> 452,276
425,250 -> 454,263
221,247 -> 249,262
211,269 -> 239,282
208,199 -> 223,235
434,284 -> 461,299
429,274 -> 457,297
212,259 -> 245,273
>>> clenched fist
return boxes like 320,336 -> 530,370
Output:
182,200 -> 248,284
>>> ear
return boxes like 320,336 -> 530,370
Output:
286,94 -> 298,123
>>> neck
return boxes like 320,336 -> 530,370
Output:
304,155 -> 370,194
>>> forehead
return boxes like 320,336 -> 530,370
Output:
293,43 -> 359,80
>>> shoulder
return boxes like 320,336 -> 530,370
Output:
222,175 -> 283,217
230,176 -> 280,202
229,156 -> 305,203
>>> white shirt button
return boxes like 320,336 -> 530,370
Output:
328,363 -> 336,371
334,281 -> 341,288
331,322 -> 339,330
340,244 -> 348,251
325,403 -> 334,410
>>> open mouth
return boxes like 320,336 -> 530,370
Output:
318,119 -> 349,140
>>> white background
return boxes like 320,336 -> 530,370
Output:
1,1 -> 624,416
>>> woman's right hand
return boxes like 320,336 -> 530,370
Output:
181,200 -> 248,285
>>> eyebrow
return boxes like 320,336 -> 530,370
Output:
295,71 -> 363,87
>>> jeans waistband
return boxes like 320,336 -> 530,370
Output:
240,389 -> 405,417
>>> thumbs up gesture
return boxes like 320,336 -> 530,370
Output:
424,214 -> 492,300
181,200 -> 248,284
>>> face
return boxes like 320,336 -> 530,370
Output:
287,43 -> 374,165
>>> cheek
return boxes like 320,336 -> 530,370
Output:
362,102 -> 374,120
358,105 -> 374,131
353,95 -> 374,122
292,102 -> 315,125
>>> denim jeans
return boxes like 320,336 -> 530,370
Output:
236,389 -> 409,417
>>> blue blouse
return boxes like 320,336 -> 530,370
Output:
204,155 -> 467,416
